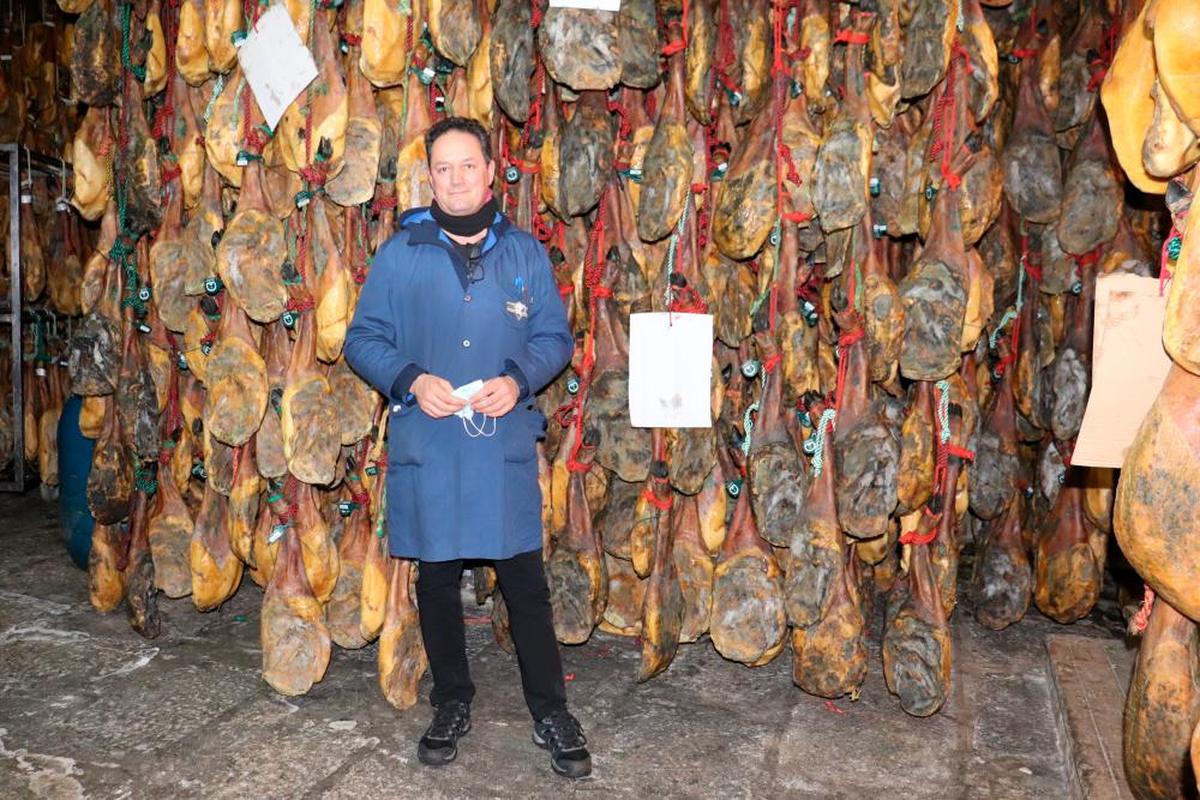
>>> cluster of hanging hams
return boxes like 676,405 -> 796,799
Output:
0,13 -> 78,157
6,170 -> 97,491
1101,2 -> 1200,798
57,0 -> 1182,741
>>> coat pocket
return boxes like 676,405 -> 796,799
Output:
388,404 -> 427,466
501,406 -> 543,463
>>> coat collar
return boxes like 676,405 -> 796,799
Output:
398,206 -> 514,291
398,206 -> 512,253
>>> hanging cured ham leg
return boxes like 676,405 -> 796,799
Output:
123,487 -> 162,640
971,495 -> 1031,631
832,306 -> 899,540
546,434 -> 607,644
379,558 -> 428,709
883,537 -> 952,717
1123,595 -> 1200,800
710,492 -> 786,666
785,409 -> 842,628
1115,365 -> 1200,623
261,525 -> 331,697
638,483 -> 683,681
792,541 -> 869,701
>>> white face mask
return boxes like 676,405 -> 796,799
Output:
452,379 -> 495,438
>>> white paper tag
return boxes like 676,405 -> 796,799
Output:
628,312 -> 713,428
235,4 -> 318,131
1073,274 -> 1172,468
548,0 -> 620,10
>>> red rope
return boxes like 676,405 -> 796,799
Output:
833,326 -> 864,414
899,507 -> 939,546
522,62 -> 546,149
928,48 -> 964,191
1130,585 -> 1155,634
371,194 -> 398,216
661,0 -> 688,56
931,381 -> 975,501
1075,246 -> 1101,269
562,197 -> 612,474
668,285 -> 709,314
607,96 -> 632,141
714,0 -> 739,104
641,486 -> 673,511
832,30 -> 870,45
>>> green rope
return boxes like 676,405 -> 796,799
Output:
750,218 -> 783,319
810,408 -> 837,477
662,200 -> 691,307
988,255 -> 1026,350
32,321 -> 52,364
133,460 -> 158,495
203,74 -> 226,125
740,402 -> 759,458
119,4 -> 147,81
934,379 -> 951,444
374,482 -> 387,539
1167,235 -> 1182,262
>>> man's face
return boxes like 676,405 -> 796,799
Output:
428,130 -> 495,216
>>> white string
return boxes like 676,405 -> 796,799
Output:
461,412 -> 497,438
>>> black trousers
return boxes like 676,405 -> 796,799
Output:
416,549 -> 567,721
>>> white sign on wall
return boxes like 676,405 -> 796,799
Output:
628,312 -> 713,429
236,4 -> 319,131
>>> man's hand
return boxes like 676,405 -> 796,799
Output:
411,374 -> 467,418
469,376 -> 520,418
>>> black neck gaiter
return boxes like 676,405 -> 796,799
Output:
430,195 -> 499,239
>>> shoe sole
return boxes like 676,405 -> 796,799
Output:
418,721 -> 471,767
532,732 -> 592,779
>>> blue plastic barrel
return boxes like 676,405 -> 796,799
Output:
57,394 -> 95,569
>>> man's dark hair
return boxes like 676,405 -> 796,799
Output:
425,116 -> 493,165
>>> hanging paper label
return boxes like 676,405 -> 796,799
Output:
628,312 -> 713,429
1074,274 -> 1172,468
235,3 -> 318,130
548,0 -> 620,11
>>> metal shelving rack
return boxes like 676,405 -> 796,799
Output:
0,142 -> 72,492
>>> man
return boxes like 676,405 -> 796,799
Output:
344,117 -> 589,779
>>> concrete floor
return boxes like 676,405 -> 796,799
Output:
0,491 -> 1132,800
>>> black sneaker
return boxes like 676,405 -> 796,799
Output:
532,710 -> 592,778
417,700 -> 471,766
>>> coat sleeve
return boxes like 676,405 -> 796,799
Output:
508,238 -> 574,395
344,238 -> 420,401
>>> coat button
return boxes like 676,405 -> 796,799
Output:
464,294 -> 472,302
463,339 -> 471,348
